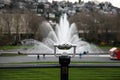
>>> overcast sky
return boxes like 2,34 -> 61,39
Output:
48,0 -> 120,8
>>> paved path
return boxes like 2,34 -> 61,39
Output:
0,55 -> 120,63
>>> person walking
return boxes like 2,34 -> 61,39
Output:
43,54 -> 46,59
79,52 -> 82,59
37,54 -> 40,60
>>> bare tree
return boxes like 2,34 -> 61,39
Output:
12,12 -> 21,45
1,13 -> 12,45
23,11 -> 45,40
69,11 -> 99,43
69,11 -> 120,45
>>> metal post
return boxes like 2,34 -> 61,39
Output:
54,44 -> 76,80
54,46 -> 56,56
72,46 -> 76,57
59,56 -> 70,80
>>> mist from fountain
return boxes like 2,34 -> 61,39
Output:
22,14 -> 103,54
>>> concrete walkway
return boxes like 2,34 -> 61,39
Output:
0,54 -> 120,63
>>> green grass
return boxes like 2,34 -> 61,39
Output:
0,53 -> 26,56
98,46 -> 113,51
70,68 -> 120,80
99,45 -> 120,51
0,46 -> 33,50
0,68 -> 120,80
0,46 -> 21,50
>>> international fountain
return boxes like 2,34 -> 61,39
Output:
21,13 -> 103,55
20,14 -> 104,80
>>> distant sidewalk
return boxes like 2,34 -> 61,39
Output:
0,54 -> 120,63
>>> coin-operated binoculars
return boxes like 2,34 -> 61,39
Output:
54,44 -> 76,80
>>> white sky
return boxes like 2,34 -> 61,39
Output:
48,0 -> 120,8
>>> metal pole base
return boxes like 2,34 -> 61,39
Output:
59,56 -> 71,80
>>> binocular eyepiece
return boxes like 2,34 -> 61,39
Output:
57,44 -> 72,50
54,43 -> 76,57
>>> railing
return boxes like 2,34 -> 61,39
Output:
1,63 -> 120,69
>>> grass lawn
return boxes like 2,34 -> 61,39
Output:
0,46 -> 33,50
0,68 -> 120,80
0,53 -> 26,56
99,45 -> 120,51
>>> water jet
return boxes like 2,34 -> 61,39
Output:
21,13 -> 103,55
